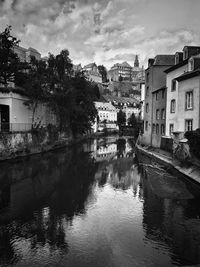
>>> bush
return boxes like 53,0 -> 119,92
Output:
185,128 -> 200,159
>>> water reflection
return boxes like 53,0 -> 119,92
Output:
0,137 -> 200,266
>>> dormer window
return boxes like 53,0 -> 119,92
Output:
183,47 -> 189,60
175,54 -> 179,65
188,59 -> 194,71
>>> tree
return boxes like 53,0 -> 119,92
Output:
0,26 -> 20,86
128,113 -> 137,127
98,65 -> 108,83
118,75 -> 123,82
23,56 -> 48,126
55,49 -> 73,80
69,72 -> 97,137
117,110 -> 126,128
46,51 -> 97,136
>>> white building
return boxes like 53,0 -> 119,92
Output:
102,95 -> 140,123
93,101 -> 118,132
0,91 -> 57,132
165,46 -> 200,136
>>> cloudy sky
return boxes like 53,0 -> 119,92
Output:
1,0 -> 200,68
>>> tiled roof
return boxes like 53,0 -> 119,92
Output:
94,101 -> 116,111
112,61 -> 132,69
164,59 -> 188,73
121,61 -> 132,67
28,47 -> 40,53
153,55 -> 175,66
152,86 -> 166,93
84,63 -> 96,68
102,95 -> 139,104
175,69 -> 200,82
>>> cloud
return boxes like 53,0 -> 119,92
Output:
0,0 -> 199,69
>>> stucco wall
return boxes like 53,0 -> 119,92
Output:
166,64 -> 188,135
143,65 -> 169,146
177,76 -> 200,131
0,92 -> 57,132
152,88 -> 166,148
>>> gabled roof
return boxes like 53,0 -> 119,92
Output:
94,101 -> 116,111
121,61 -> 132,68
111,61 -> 132,69
175,69 -> 200,82
152,86 -> 166,93
183,45 -> 200,50
164,59 -> 188,73
28,47 -> 40,53
102,95 -> 139,104
153,55 -> 175,66
84,62 -> 96,68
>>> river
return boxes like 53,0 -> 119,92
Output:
0,136 -> 200,267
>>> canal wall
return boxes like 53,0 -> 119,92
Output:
0,126 -> 72,161
136,145 -> 200,186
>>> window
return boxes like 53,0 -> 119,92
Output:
183,48 -> 188,60
146,103 -> 149,113
161,109 -> 165,120
146,86 -> 149,96
170,99 -> 176,113
171,79 -> 176,91
146,72 -> 149,83
145,121 -> 148,131
175,53 -> 179,65
185,119 -> 193,132
161,124 -> 165,135
156,124 -> 159,134
156,92 -> 158,100
186,91 -> 193,110
188,59 -> 194,71
153,124 -> 156,134
169,124 -> 174,135
162,89 -> 165,99
156,109 -> 160,120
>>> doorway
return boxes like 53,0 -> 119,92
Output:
0,105 -> 10,132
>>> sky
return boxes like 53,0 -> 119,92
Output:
0,0 -> 200,69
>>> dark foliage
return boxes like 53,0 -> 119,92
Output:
98,65 -> 108,83
185,129 -> 200,159
0,26 -> 20,85
117,110 -> 126,127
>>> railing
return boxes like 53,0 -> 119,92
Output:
0,123 -> 32,133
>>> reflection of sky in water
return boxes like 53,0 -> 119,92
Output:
0,137 -> 200,267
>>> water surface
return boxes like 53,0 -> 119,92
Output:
0,137 -> 200,267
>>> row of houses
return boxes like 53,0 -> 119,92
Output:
92,95 -> 141,132
142,46 -> 200,148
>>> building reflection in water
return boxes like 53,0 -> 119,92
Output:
0,138 -> 200,266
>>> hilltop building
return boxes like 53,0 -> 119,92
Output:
83,63 -> 102,83
14,46 -> 41,62
108,61 -> 132,82
107,56 -> 144,82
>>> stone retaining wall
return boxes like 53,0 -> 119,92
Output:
0,127 -> 71,161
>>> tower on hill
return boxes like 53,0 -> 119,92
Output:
134,55 -> 139,67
